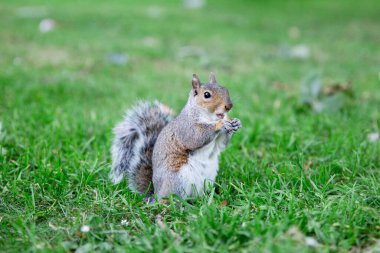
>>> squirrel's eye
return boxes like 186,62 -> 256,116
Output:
204,92 -> 211,99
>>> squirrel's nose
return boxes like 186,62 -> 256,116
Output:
225,103 -> 233,111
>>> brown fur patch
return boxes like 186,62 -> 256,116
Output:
168,152 -> 188,172
167,139 -> 189,172
196,87 -> 223,113
215,121 -> 224,130
159,199 -> 170,204
195,85 -> 229,113
135,163 -> 153,194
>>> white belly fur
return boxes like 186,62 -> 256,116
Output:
178,134 -> 225,197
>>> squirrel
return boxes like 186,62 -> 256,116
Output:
110,73 -> 242,200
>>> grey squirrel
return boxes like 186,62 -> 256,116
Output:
110,73 -> 242,200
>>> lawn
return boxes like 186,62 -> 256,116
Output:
0,0 -> 379,252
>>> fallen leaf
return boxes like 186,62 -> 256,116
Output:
219,200 -> 228,207
159,199 -> 170,204
323,82 -> 353,97
272,81 -> 289,90
303,160 -> 313,170
299,73 -> 354,113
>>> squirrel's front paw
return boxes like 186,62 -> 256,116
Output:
223,118 -> 242,133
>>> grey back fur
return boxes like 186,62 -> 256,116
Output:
110,101 -> 173,194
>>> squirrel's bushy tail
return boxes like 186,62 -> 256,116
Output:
110,101 -> 173,194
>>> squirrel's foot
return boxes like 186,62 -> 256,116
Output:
223,118 -> 242,133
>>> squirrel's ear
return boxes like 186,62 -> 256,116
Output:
209,72 -> 217,84
192,74 -> 201,92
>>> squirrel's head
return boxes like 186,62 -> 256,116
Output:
189,73 -> 233,121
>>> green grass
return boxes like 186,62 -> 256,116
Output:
1,0 -> 380,252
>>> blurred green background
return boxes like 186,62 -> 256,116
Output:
0,0 -> 379,252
